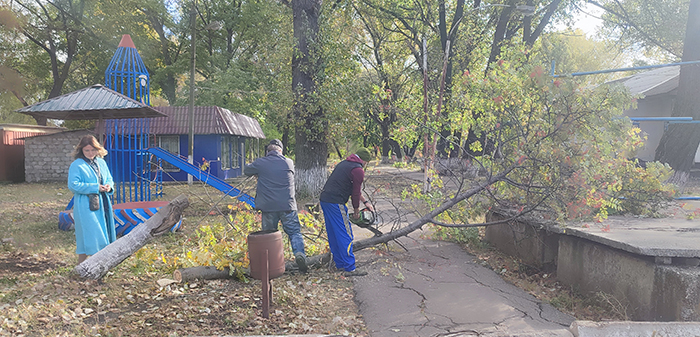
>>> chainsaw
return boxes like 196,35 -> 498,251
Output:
349,208 -> 383,236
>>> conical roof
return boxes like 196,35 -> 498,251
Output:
106,34 -> 150,104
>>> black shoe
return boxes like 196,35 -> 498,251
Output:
343,269 -> 367,277
295,253 -> 308,274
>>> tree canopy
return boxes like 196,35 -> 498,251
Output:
0,0 -> 687,205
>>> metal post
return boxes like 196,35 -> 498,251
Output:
188,0 -> 196,185
262,249 -> 270,318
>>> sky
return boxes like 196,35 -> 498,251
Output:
571,3 -> 604,37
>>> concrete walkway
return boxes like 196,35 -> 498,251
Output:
351,231 -> 575,337
342,164 -> 574,336
230,164 -> 700,336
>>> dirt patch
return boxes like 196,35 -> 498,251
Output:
464,240 -> 628,321
0,242 -> 367,336
0,251 -> 66,280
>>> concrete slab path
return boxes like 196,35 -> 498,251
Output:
351,232 -> 575,337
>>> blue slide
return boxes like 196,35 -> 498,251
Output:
147,147 -> 256,208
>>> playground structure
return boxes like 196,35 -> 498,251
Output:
55,35 -> 258,234
146,147 -> 255,206
58,149 -> 255,233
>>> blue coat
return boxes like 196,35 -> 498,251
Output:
68,157 -> 116,255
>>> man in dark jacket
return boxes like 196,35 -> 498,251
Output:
244,139 -> 308,273
319,148 -> 374,277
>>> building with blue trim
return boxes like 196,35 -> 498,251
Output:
104,105 -> 265,182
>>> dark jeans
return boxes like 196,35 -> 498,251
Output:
261,210 -> 306,256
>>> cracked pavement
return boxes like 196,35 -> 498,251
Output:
351,232 -> 575,337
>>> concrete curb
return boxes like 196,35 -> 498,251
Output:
196,335 -> 337,337
570,320 -> 700,337
477,329 -> 573,336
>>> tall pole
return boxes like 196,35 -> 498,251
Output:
422,38 -> 430,194
188,0 -> 196,185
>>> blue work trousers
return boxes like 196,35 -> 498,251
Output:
320,201 -> 356,272
261,210 -> 306,256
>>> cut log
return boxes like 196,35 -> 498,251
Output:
74,195 -> 190,279
174,266 -> 234,283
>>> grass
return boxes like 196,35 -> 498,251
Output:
0,181 -> 367,337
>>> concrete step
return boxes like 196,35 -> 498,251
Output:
570,320 -> 700,337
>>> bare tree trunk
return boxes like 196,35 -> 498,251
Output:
654,0 -> 700,185
295,166 -> 327,200
422,39 -> 432,193
292,0 -> 327,198
332,139 -> 344,159
380,123 -> 391,163
74,195 -> 189,279
486,0 -> 517,70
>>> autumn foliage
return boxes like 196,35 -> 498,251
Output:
424,49 -> 675,224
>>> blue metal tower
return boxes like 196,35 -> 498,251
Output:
104,34 -> 161,203
106,34 -> 150,105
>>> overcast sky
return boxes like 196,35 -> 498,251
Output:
572,3 -> 604,37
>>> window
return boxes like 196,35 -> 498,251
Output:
221,136 -> 241,170
158,135 -> 180,172
232,137 -> 241,169
221,136 -> 231,169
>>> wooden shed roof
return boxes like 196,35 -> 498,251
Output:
614,66 -> 679,97
104,106 -> 265,138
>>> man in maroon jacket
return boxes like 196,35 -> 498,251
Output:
319,148 -> 374,276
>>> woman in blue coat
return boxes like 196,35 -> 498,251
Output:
68,135 -> 116,264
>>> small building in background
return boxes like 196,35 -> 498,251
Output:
24,129 -> 93,183
105,106 -> 265,182
0,124 -> 65,182
615,66 -> 696,162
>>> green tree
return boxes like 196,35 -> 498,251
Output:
192,0 -> 294,142
1,0 -> 176,120
272,0 -> 361,196
5,0 -> 105,125
594,0 -> 686,60
539,28 -> 629,84
356,50 -> 674,250
350,0 -> 416,162
361,0 -> 585,162
283,0 -> 328,197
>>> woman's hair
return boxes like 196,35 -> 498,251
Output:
73,135 -> 108,159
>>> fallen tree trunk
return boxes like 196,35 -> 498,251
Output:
173,253 -> 331,283
75,195 -> 190,279
171,170 -> 509,283
172,174 -> 509,283
354,170 -> 508,250
174,266 -> 234,282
